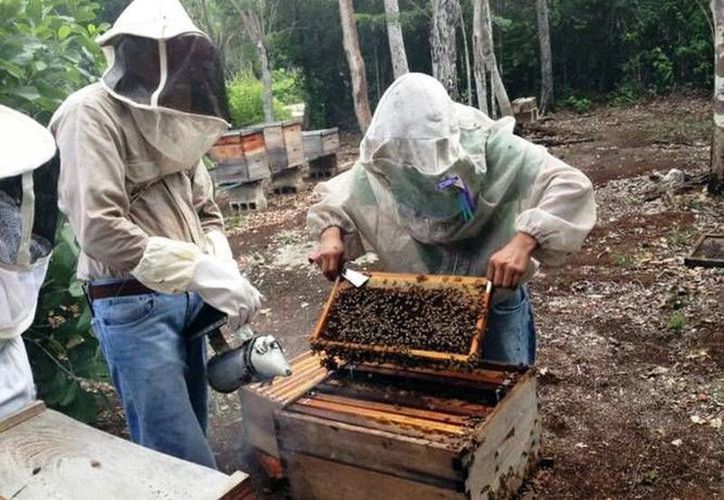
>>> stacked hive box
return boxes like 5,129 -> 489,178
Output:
303,127 -> 340,179
208,128 -> 271,211
265,119 -> 306,194
240,272 -> 541,499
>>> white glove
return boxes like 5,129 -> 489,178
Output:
190,255 -> 262,330
204,229 -> 234,260
132,237 -> 262,329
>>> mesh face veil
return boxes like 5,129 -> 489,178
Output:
95,0 -> 230,170
0,105 -> 59,339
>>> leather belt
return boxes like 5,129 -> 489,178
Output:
86,279 -> 155,300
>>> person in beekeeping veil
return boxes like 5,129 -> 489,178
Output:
308,73 -> 596,367
0,106 -> 58,421
50,0 -> 262,468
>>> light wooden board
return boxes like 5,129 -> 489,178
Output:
464,372 -> 540,499
0,407 -> 252,500
283,452 -> 463,500
239,351 -> 329,457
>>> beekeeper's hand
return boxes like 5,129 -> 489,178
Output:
132,237 -> 262,329
309,226 -> 345,281
487,232 -> 538,289
191,256 -> 263,330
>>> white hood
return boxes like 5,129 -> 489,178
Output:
0,105 -> 56,178
94,0 -> 229,171
96,0 -> 206,45
0,106 -> 58,339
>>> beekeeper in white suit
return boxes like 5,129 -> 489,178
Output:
50,0 -> 261,468
0,105 -> 58,420
309,73 -> 596,366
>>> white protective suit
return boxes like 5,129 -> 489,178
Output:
308,74 -> 596,299
50,0 -> 261,327
0,105 -> 59,419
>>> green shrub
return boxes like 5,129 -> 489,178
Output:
25,224 -> 109,423
227,72 -> 292,127
0,0 -> 107,123
1,0 -> 109,422
272,67 -> 304,105
562,95 -> 593,114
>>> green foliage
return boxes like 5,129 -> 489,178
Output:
25,224 -> 108,423
0,0 -> 108,123
611,252 -> 634,269
272,68 -> 304,105
226,72 -> 291,127
1,0 -> 109,422
561,95 -> 593,114
666,312 -> 685,334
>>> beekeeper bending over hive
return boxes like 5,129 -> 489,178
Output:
308,73 -> 596,366
0,106 -> 58,420
50,0 -> 262,468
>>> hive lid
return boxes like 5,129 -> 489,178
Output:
309,271 -> 493,370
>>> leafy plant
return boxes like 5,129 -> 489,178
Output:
0,0 -> 108,123
562,95 -> 593,114
25,224 -> 109,423
666,312 -> 685,334
227,71 -> 291,127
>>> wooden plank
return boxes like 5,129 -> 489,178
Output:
282,121 -> 304,168
312,393 -> 471,426
317,379 -> 494,417
293,397 -> 465,435
240,351 -> 329,457
320,128 -> 340,155
283,451 -> 464,500
684,233 -> 724,268
287,403 -> 455,442
302,131 -> 323,161
0,401 -> 46,433
464,372 -> 540,499
277,411 -> 463,484
0,408 -> 250,500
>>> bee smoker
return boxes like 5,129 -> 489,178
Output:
185,304 -> 292,393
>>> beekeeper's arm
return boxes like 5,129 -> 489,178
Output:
53,102 -> 260,328
191,160 -> 234,260
487,133 -> 596,288
307,165 -> 367,280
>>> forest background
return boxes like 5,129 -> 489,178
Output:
0,0 -> 715,420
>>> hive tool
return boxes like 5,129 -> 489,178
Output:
185,304 -> 292,393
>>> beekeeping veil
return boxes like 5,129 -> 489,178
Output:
0,106 -> 59,339
358,73 -> 546,245
96,0 -> 230,170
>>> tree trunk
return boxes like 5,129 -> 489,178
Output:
339,0 -> 373,133
430,0 -> 460,100
536,0 -> 554,114
383,0 -> 409,80
233,3 -> 275,123
711,0 -> 724,194
476,0 -> 512,116
472,0 -> 489,115
459,5 -> 473,105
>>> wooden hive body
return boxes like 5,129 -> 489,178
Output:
241,273 -> 539,499
276,365 -> 540,500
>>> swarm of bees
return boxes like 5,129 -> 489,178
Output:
315,285 -> 482,368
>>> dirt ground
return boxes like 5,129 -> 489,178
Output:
98,95 -> 723,498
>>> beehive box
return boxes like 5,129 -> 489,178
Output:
240,127 -> 271,182
277,364 -> 540,500
310,272 -> 492,366
208,129 -> 271,184
241,273 -> 539,500
282,120 -> 304,168
302,128 -> 339,161
684,233 -> 724,268
240,351 -> 329,457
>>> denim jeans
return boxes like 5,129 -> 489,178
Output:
90,281 -> 216,469
482,286 -> 536,366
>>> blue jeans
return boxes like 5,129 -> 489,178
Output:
90,281 -> 216,469
482,286 -> 536,366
